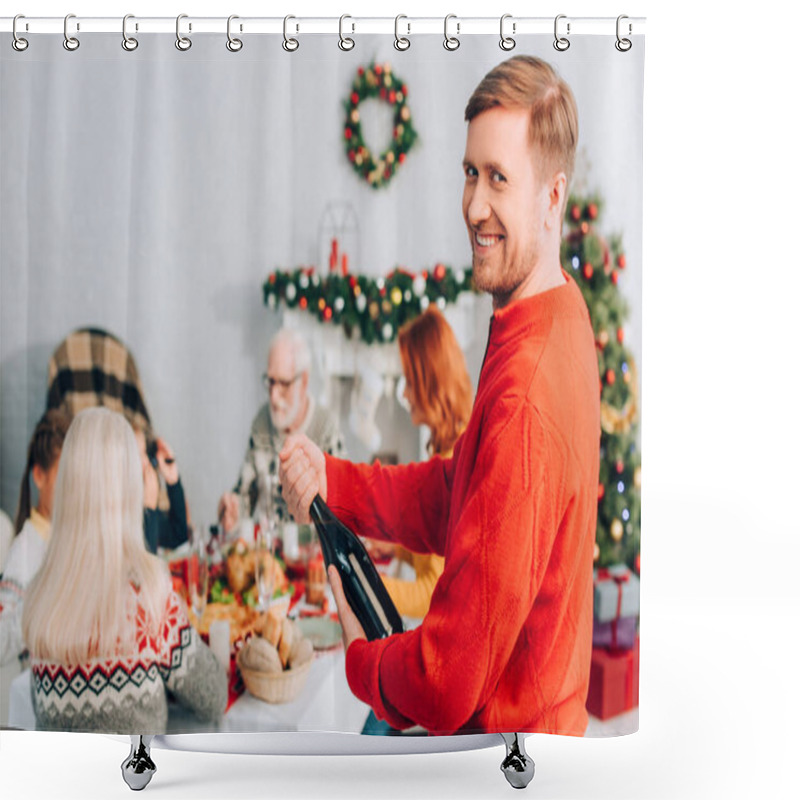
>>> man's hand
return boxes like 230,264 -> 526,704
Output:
327,566 -> 367,651
155,438 -> 180,486
218,492 -> 239,534
278,434 -> 327,524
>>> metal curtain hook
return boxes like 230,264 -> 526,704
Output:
12,14 -> 29,52
339,15 -> 355,51
500,14 -> 516,51
394,14 -> 410,51
63,13 -> 80,51
283,15 -> 299,52
122,14 -> 138,51
616,15 -> 632,52
443,14 -> 460,51
227,15 -> 243,52
553,14 -> 570,52
175,14 -> 192,51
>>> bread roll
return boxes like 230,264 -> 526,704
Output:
242,636 -> 282,674
289,637 -> 314,669
263,607 -> 283,648
277,619 -> 295,669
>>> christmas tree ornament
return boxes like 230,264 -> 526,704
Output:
610,519 -> 624,541
605,368 -> 616,385
298,296 -> 307,310
617,328 -> 624,343
583,263 -> 594,280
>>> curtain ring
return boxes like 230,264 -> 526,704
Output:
339,15 -> 355,51
499,14 -> 516,51
553,14 -> 570,52
226,15 -> 243,52
443,14 -> 460,51
63,13 -> 80,51
283,15 -> 299,52
12,15 -> 29,52
175,14 -> 192,51
394,15 -> 410,51
122,14 -> 138,51
615,15 -> 632,52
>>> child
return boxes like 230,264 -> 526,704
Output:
0,409 -> 70,665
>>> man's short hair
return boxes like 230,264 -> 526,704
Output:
269,328 -> 311,376
465,55 -> 579,190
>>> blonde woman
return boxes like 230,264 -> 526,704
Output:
22,407 -> 226,733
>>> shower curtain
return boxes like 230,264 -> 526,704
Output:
0,21 -> 644,739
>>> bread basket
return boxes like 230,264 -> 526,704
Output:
236,649 -> 312,704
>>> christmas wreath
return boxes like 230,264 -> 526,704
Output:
263,263 -> 473,344
344,61 -> 418,189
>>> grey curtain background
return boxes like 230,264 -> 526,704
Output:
1,33 -> 643,524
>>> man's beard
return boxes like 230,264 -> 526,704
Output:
471,241 -> 537,304
270,395 -> 302,432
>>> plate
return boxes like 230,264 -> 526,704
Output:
296,616 -> 343,651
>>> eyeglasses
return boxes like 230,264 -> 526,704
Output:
263,373 -> 301,392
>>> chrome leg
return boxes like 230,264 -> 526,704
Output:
121,735 -> 156,791
500,733 -> 535,789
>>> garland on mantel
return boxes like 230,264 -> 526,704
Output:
263,264 -> 475,344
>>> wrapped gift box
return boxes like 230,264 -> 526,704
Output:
586,637 -> 640,720
593,564 -> 640,622
592,615 -> 637,650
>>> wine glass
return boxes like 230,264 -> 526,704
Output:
254,520 -> 277,612
189,524 -> 209,622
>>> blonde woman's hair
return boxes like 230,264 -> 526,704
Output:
465,55 -> 579,194
23,407 -> 170,664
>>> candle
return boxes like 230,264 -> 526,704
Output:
341,253 -> 349,276
209,620 -> 231,675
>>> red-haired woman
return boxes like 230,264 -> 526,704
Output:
381,307 -> 473,618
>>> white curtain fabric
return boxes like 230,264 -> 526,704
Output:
1,33 -> 643,522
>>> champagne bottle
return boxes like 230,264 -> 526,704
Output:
309,494 -> 404,641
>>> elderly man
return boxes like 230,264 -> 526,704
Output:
218,328 -> 345,533
279,56 -> 600,738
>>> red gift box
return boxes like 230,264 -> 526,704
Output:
586,637 -> 639,720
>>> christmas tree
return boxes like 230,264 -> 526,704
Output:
561,196 -> 641,571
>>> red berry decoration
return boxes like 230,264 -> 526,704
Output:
583,263 -> 594,280
349,276 -> 357,288
616,460 -> 624,474
323,307 -> 333,321
350,92 -> 359,105
433,263 -> 446,281
617,328 -> 624,344
606,368 -> 616,386
344,128 -> 352,140
588,203 -> 598,219
299,297 -> 308,310
570,204 -> 581,221
611,270 -> 619,285
617,254 -> 626,269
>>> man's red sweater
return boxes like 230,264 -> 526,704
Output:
326,272 -> 600,735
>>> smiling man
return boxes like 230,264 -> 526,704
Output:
280,56 -> 601,736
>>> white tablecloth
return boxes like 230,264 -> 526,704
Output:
7,648 -> 371,734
